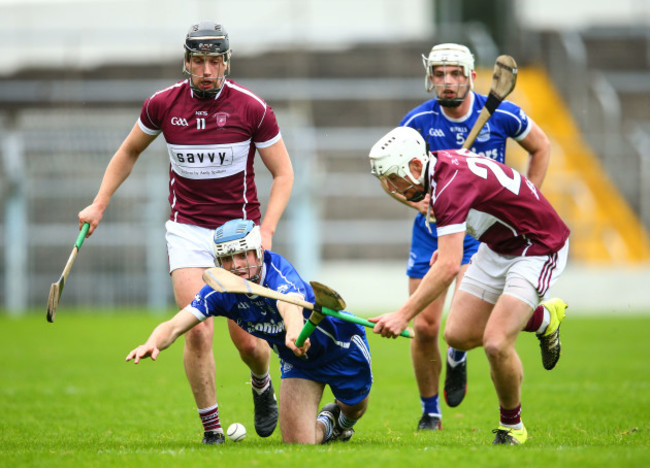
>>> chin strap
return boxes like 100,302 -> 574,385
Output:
422,160 -> 434,234
425,202 -> 434,234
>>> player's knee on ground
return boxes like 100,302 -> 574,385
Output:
283,430 -> 318,445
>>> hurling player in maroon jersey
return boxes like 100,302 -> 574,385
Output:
393,44 -> 552,430
368,127 -> 569,445
78,21 -> 293,445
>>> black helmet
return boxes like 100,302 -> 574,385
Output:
183,21 -> 231,98
185,21 -> 230,58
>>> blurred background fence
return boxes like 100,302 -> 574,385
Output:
1,0 -> 650,313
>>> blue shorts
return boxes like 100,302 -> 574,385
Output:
279,335 -> 372,406
407,213 -> 480,279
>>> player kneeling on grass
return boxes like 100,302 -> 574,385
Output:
127,219 -> 371,444
368,127 -> 569,445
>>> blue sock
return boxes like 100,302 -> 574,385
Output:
317,413 -> 334,441
338,412 -> 357,430
420,394 -> 441,417
447,347 -> 467,366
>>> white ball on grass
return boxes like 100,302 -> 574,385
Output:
227,423 -> 247,442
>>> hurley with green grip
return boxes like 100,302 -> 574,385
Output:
46,222 -> 90,323
202,268 -> 415,347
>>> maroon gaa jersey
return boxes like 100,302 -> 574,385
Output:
138,78 -> 282,229
429,149 -> 570,256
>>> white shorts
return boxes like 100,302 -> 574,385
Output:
165,220 -> 216,273
459,241 -> 569,309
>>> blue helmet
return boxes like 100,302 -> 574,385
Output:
213,219 -> 263,281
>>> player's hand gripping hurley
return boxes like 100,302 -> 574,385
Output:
202,267 -> 414,346
46,222 -> 90,323
462,55 -> 518,150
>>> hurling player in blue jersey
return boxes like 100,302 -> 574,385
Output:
384,44 -> 551,431
127,219 -> 372,445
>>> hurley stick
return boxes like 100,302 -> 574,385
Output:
462,55 -> 518,150
202,267 -> 414,344
46,222 -> 90,323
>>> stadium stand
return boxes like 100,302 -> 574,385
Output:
1,35 -> 649,309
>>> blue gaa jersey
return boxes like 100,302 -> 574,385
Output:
188,250 -> 367,370
400,91 -> 532,163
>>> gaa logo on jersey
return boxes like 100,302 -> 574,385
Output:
215,112 -> 228,127
476,122 -> 491,143
171,116 -> 189,126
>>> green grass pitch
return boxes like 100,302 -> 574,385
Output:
1,311 -> 649,467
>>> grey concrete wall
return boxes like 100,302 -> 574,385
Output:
319,262 -> 650,314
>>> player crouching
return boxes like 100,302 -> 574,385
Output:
127,219 -> 372,444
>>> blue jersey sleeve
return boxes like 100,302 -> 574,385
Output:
264,251 -> 314,303
187,252 -> 366,370
492,99 -> 531,142
188,284 -> 232,321
400,93 -> 532,164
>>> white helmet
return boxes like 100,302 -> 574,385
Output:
369,127 -> 429,201
422,43 -> 475,104
213,219 -> 263,281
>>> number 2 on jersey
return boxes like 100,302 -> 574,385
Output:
466,157 -> 521,195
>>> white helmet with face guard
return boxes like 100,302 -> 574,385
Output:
422,43 -> 475,107
213,219 -> 263,282
369,126 -> 430,202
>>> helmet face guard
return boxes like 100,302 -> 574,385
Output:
213,219 -> 264,283
422,43 -> 474,108
369,126 -> 429,202
381,173 -> 428,202
183,21 -> 231,98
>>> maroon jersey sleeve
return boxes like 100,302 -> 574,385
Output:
254,104 -> 281,146
431,149 -> 570,256
138,80 -> 186,134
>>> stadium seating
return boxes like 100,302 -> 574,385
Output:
1,35 -> 649,308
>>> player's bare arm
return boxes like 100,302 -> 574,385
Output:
79,124 -> 157,235
277,299 -> 311,356
257,139 -> 294,250
518,120 -> 551,189
126,307 -> 200,364
372,232 -> 464,338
